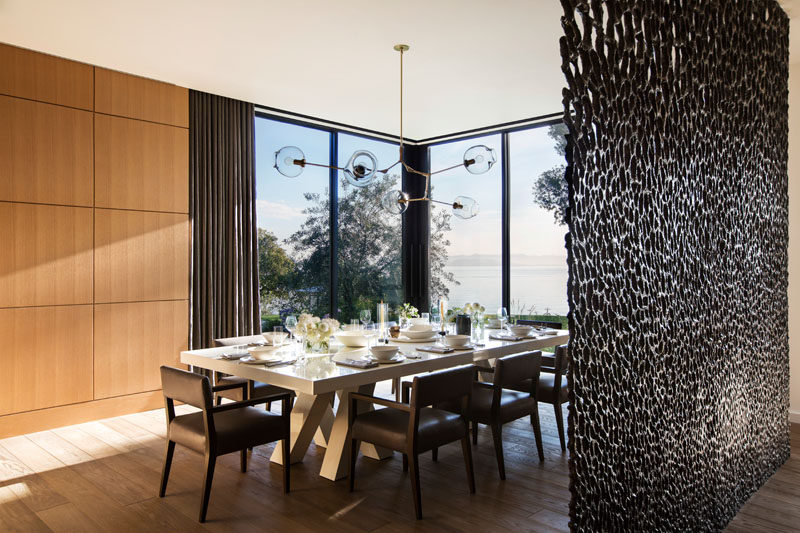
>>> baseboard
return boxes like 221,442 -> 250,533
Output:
791,409 -> 800,425
0,391 -> 164,438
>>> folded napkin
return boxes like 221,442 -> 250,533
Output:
264,358 -> 296,367
218,352 -> 247,360
416,345 -> 454,354
489,333 -> 528,342
336,359 -> 379,369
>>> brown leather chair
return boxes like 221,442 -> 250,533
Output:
407,352 -> 545,479
158,366 -> 292,522
507,344 -> 569,451
349,365 -> 476,519
213,335 -> 294,409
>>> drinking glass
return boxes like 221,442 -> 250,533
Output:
421,312 -> 430,323
360,309 -> 371,329
285,315 -> 297,339
497,307 -> 508,330
350,318 -> 361,330
273,325 -> 287,346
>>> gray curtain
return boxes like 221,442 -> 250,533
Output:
189,90 -> 260,348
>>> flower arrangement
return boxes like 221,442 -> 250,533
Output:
296,313 -> 340,352
463,302 -> 486,318
398,303 -> 419,320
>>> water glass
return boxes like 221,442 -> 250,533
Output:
421,312 -> 430,323
273,325 -> 287,346
360,309 -> 371,328
285,315 -> 298,339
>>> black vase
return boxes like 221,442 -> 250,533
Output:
456,314 -> 471,336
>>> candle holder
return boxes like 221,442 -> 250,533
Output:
377,302 -> 389,342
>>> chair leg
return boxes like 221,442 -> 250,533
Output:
531,407 -> 545,462
267,401 -> 272,412
158,440 -> 175,497
472,421 -> 478,444
282,436 -> 290,493
240,449 -> 247,473
460,436 -> 476,494
402,453 -> 408,472
408,453 -> 422,520
491,422 -> 506,480
199,454 -> 216,523
349,439 -> 359,492
554,403 -> 566,452
215,396 -> 222,406
431,447 -> 438,462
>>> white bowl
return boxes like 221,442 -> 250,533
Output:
262,332 -> 288,345
407,324 -> 432,332
370,345 -> 399,361
508,325 -> 533,337
445,334 -> 470,347
334,331 -> 369,348
247,345 -> 280,360
401,328 -> 437,340
408,317 -> 429,326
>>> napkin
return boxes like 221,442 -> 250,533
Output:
336,359 -> 379,369
218,352 -> 247,360
489,333 -> 527,342
416,345 -> 454,354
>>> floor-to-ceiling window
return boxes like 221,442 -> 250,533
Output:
509,124 -> 568,324
428,135 -> 502,314
336,134 -> 402,322
255,118 -> 331,325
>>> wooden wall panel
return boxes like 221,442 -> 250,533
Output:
94,209 -> 189,303
0,203 -> 93,308
0,305 -> 93,415
0,43 -> 93,110
94,114 -> 189,213
95,67 -> 188,128
0,95 -> 93,206
94,300 -> 188,399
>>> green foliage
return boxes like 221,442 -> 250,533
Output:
532,123 -> 569,226
257,229 -> 294,307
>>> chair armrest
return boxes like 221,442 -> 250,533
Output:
210,391 -> 293,413
212,381 -> 248,393
473,381 -> 495,390
350,392 -> 411,412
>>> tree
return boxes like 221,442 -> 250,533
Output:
532,123 -> 569,226
429,206 -> 458,304
257,228 -> 295,310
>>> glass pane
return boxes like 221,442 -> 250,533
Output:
509,123 -> 568,327
428,134 -> 502,314
337,134 -> 402,323
255,117 -> 331,325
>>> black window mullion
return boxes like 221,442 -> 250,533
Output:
501,132 -> 511,312
329,132 -> 338,318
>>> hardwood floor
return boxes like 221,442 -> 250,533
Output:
0,384 -> 796,532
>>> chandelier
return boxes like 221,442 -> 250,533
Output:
273,44 -> 496,219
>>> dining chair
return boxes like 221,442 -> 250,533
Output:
349,365 -> 476,519
405,351 -> 545,480
506,344 -> 569,451
213,335 -> 295,410
158,366 -> 292,522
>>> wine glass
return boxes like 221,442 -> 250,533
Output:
360,309 -> 371,329
497,307 -> 508,331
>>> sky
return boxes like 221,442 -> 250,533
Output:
254,117 -> 568,259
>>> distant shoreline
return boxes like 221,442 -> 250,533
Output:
447,254 -> 567,267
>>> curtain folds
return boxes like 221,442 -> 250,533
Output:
189,90 -> 260,348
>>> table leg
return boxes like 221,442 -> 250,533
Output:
475,358 -> 494,382
271,391 -> 335,465
313,398 -> 335,447
319,384 -> 393,481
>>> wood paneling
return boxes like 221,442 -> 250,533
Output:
95,67 -> 188,127
94,114 -> 188,213
0,305 -> 93,416
0,391 -> 163,439
93,300 -> 188,399
0,43 -> 93,110
0,95 -> 93,206
94,209 -> 189,303
0,203 -> 93,308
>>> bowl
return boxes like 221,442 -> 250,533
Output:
407,324 -> 432,332
334,331 -> 369,348
507,325 -> 533,337
408,317 -> 429,326
247,345 -> 280,360
445,334 -> 470,347
370,345 -> 399,361
401,327 -> 437,340
262,332 -> 288,345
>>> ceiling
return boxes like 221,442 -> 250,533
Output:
0,0 -> 565,140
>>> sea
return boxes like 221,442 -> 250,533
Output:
443,265 -> 569,316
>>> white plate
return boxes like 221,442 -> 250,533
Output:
393,335 -> 440,343
363,354 -> 405,364
239,355 -> 283,364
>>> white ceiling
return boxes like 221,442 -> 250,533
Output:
0,0 -> 565,139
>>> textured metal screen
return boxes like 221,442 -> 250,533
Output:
560,1 -> 790,530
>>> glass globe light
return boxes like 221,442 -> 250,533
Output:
463,145 -> 496,175
274,146 -> 305,178
381,189 -> 409,215
344,150 -> 378,187
452,196 -> 479,219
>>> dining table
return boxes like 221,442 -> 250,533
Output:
180,328 -> 570,481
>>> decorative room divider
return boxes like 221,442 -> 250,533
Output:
561,1 -> 790,531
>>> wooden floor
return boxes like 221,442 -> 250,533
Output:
0,384 -> 797,532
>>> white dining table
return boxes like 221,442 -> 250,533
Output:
180,329 -> 569,481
